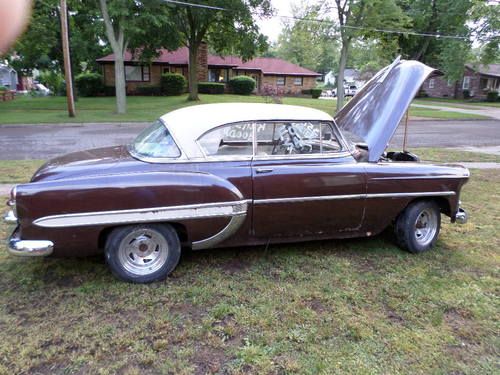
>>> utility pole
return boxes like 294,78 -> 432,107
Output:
60,0 -> 76,117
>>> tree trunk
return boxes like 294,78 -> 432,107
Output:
114,50 -> 127,114
99,0 -> 127,113
336,40 -> 349,112
188,43 -> 199,101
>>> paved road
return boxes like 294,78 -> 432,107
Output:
0,119 -> 499,160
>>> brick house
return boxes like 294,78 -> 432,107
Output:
422,63 -> 500,100
96,44 -> 321,95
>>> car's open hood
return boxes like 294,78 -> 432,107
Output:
335,58 -> 437,162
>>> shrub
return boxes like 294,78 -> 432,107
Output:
416,88 -> 428,98
485,91 -> 499,102
160,73 -> 186,96
311,88 -> 322,99
198,82 -> 225,94
463,89 -> 470,99
75,72 -> 103,97
135,85 -> 162,96
228,76 -> 255,95
0,85 -> 7,91
38,70 -> 65,95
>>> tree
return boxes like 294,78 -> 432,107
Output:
166,0 -> 272,101
469,0 -> 500,64
9,0 -> 107,75
275,2 -> 339,75
396,0 -> 473,81
98,0 -> 180,114
332,0 -> 409,111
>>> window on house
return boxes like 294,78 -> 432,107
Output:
125,65 -> 150,82
276,76 -> 285,86
163,67 -> 170,74
198,123 -> 254,158
447,79 -> 453,87
293,77 -> 303,86
428,79 -> 435,89
463,76 -> 471,90
208,68 -> 229,83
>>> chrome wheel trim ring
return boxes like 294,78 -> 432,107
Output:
414,208 -> 438,246
117,228 -> 169,276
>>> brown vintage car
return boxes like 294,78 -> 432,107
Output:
4,59 -> 469,283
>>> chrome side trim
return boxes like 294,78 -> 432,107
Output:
192,213 -> 246,250
371,175 -> 468,180
367,191 -> 455,198
34,200 -> 249,228
253,191 -> 455,205
254,194 -> 365,204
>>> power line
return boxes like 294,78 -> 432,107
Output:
161,0 -> 497,41
161,0 -> 227,11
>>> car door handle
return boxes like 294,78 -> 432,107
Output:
256,168 -> 273,174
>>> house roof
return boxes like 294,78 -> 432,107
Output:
465,63 -> 500,78
96,47 -> 321,76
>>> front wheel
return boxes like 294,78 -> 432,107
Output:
105,224 -> 181,283
394,200 -> 441,253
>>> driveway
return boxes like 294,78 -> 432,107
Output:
0,119 -> 499,160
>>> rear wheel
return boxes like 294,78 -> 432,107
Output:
394,200 -> 441,253
105,224 -> 181,283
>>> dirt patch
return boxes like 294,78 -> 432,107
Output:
192,346 -> 231,375
219,256 -> 251,275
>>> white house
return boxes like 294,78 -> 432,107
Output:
0,63 -> 18,90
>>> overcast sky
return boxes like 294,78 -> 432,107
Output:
256,0 -> 296,43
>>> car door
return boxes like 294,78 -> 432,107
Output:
251,121 -> 366,239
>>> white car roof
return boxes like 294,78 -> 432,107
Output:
160,103 -> 333,159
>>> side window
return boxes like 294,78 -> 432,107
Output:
320,123 -> 343,152
255,121 -> 342,156
198,123 -> 254,157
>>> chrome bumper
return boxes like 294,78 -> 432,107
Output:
4,210 -> 54,257
455,207 -> 468,224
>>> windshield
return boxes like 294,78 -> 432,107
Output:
130,120 -> 181,159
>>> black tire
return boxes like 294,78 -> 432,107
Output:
105,223 -> 181,283
394,200 -> 441,253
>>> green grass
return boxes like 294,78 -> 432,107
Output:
0,160 -> 44,183
0,163 -> 498,373
410,148 -> 500,163
415,97 -> 500,108
0,95 -> 489,124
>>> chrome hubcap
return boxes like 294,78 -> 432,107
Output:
117,228 -> 168,276
414,208 -> 438,246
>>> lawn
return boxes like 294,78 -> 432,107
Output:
0,159 -> 498,374
0,95 -> 489,124
415,97 -> 500,109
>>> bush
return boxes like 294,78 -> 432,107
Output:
75,72 -> 103,97
463,89 -> 470,99
198,82 -> 225,94
160,73 -> 186,96
228,76 -> 255,95
485,91 -> 499,102
38,70 -> 65,95
311,88 -> 322,99
416,87 -> 428,98
135,85 -> 162,96
0,85 -> 7,91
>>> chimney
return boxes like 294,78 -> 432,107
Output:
197,41 -> 208,82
